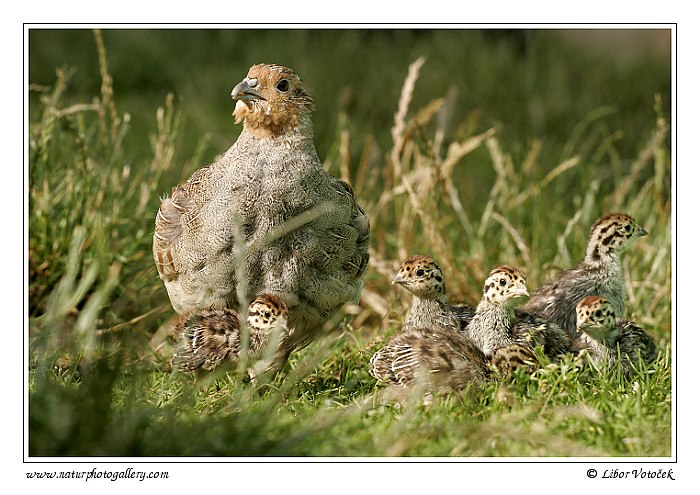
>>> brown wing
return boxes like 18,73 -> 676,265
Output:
153,164 -> 217,282
332,179 -> 370,280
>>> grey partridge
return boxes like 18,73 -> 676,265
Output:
154,64 -> 370,374
465,265 -> 572,373
172,293 -> 289,372
574,295 -> 657,373
522,213 -> 647,338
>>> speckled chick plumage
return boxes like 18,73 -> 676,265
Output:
154,64 -> 370,374
172,294 -> 289,372
465,266 -> 572,373
489,344 -> 538,375
369,256 -> 486,392
522,213 -> 647,338
369,325 -> 489,391
392,255 -> 475,333
574,295 -> 657,373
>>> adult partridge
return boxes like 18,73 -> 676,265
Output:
465,265 -> 572,373
154,64 -> 370,373
574,295 -> 657,373
522,213 -> 647,338
172,293 -> 289,373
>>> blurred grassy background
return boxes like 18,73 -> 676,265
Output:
27,28 -> 672,457
28,29 -> 670,177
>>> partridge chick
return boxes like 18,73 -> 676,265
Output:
369,256 -> 486,395
465,265 -> 572,373
523,213 -> 647,338
369,325 -> 489,394
154,64 -> 370,373
172,294 -> 288,372
392,255 -> 475,333
574,295 -> 657,373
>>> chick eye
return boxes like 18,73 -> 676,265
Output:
624,225 -> 631,232
594,309 -> 602,317
416,269 -> 425,277
276,79 -> 290,92
263,311 -> 271,318
499,279 -> 506,286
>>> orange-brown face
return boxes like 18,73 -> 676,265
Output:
482,265 -> 529,304
231,63 -> 314,138
392,255 -> 447,299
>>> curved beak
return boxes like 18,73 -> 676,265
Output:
231,78 -> 265,101
392,274 -> 406,286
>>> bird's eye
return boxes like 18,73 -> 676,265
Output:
416,269 -> 425,277
264,311 -> 271,318
499,279 -> 507,286
624,225 -> 631,232
594,310 -> 602,317
276,79 -> 290,92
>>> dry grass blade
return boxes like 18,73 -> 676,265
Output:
491,212 -> 531,267
510,156 -> 581,208
439,128 -> 497,241
404,98 -> 444,143
93,29 -> 119,142
359,288 -> 391,320
553,179 -> 599,267
613,116 -> 669,207
340,127 -> 351,184
440,127 -> 497,180
390,56 -> 426,182
478,137 -> 509,237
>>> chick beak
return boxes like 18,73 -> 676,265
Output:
392,274 -> 407,286
638,227 -> 648,237
509,286 -> 529,298
231,78 -> 265,102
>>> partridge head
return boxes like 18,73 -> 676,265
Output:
393,255 -> 448,301
246,293 -> 289,341
575,295 -> 618,342
482,265 -> 529,305
232,64 -> 314,138
584,213 -> 647,263
574,295 -> 657,372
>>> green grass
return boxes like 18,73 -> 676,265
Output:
27,28 -> 672,457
